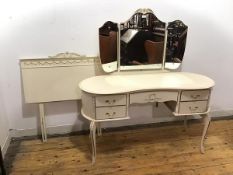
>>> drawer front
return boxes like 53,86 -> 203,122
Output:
96,106 -> 127,120
130,91 -> 178,104
96,95 -> 126,107
179,101 -> 208,114
181,90 -> 210,101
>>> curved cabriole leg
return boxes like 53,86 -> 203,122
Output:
90,121 -> 97,164
200,113 -> 211,154
97,122 -> 102,136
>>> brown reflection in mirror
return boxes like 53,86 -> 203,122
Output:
166,20 -> 188,63
99,21 -> 118,64
120,9 -> 165,66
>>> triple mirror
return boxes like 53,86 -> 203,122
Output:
99,8 -> 188,72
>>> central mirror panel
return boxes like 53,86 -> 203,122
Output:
120,9 -> 166,70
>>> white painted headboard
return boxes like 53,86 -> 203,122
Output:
20,52 -> 98,103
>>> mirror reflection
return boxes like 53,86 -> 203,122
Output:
98,9 -> 188,72
165,20 -> 188,69
99,21 -> 118,72
120,9 -> 165,69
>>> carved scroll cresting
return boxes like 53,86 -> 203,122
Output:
135,8 -> 153,14
48,52 -> 83,58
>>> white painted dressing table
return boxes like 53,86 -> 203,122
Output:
19,8 -> 215,165
79,72 -> 215,163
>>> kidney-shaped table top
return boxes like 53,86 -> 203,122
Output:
79,72 -> 215,95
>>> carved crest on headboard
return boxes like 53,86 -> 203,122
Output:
49,52 -> 84,59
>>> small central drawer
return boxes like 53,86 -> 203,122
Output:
179,101 -> 208,114
96,106 -> 127,120
181,90 -> 210,101
95,94 -> 126,107
130,91 -> 178,104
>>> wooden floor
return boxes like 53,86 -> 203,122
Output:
5,119 -> 233,175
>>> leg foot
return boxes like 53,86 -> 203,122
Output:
90,121 -> 96,164
97,122 -> 102,136
200,113 -> 211,154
